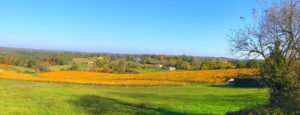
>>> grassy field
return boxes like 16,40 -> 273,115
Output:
0,64 -> 35,73
48,65 -> 71,71
12,66 -> 35,73
134,67 -> 170,73
0,79 -> 268,115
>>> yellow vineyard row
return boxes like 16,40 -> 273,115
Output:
0,69 -> 258,86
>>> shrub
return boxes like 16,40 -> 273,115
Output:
70,64 -> 79,70
231,77 -> 263,87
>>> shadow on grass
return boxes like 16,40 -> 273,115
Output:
210,84 -> 264,88
70,95 -> 200,115
210,84 -> 231,88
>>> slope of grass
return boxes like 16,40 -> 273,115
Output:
12,66 -> 35,73
0,79 -> 268,115
48,65 -> 71,71
78,64 -> 93,70
134,67 -> 170,73
0,64 -> 35,73
0,64 -> 19,72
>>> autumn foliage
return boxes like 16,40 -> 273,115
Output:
0,69 -> 258,86
0,64 -> 19,72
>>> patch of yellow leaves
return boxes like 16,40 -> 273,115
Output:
0,69 -> 258,86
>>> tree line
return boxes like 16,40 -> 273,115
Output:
0,47 -> 261,73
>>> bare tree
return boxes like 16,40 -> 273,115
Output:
229,0 -> 300,109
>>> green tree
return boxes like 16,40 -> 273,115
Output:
234,60 -> 246,68
246,60 -> 262,68
97,59 -> 106,68
27,59 -> 36,68
229,0 -> 300,110
70,64 -> 79,70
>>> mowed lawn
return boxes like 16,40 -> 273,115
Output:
0,79 -> 268,115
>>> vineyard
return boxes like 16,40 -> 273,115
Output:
0,64 -> 19,72
0,69 -> 258,86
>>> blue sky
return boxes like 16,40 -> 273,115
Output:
0,0 -> 262,57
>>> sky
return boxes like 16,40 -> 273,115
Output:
0,0 -> 263,57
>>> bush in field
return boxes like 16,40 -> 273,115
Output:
231,77 -> 263,87
70,64 -> 79,70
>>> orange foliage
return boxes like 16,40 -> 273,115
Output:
0,69 -> 258,86
0,64 -> 18,72
0,72 -> 34,80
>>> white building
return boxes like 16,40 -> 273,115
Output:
169,67 -> 176,71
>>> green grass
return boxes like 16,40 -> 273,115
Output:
0,79 -> 268,115
12,66 -> 35,73
48,65 -> 71,71
48,64 -> 92,71
135,67 -> 169,73
134,67 -> 184,73
78,64 -> 93,70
